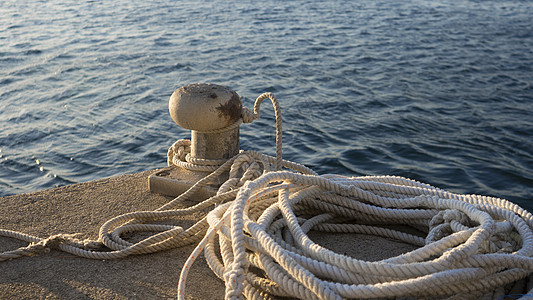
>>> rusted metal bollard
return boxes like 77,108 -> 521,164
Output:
169,83 -> 242,160
148,83 -> 243,198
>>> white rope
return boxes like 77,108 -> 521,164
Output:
1,92 -> 533,300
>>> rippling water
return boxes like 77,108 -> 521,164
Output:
1,0 -> 532,209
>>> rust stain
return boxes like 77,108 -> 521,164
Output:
216,91 -> 242,122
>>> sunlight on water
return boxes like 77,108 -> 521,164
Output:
0,0 -> 532,210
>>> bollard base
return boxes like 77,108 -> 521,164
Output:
148,165 -> 227,200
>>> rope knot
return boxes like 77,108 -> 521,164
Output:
241,106 -> 258,124
26,234 -> 69,254
223,269 -> 245,299
427,209 -> 472,244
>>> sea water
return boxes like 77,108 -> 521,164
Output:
1,0 -> 532,210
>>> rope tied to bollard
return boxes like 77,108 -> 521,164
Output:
168,92 -> 281,173
1,92 -> 533,299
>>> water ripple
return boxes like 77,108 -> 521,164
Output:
0,0 -> 532,211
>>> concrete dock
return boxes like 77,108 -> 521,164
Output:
0,170 -> 226,299
0,169 -> 418,299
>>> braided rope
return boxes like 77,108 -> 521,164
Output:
180,171 -> 533,299
2,92 -> 533,300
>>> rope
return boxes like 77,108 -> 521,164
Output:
2,92 -> 533,300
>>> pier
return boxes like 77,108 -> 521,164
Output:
2,84 -> 532,299
0,169 -> 414,299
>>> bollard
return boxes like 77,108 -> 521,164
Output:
148,83 -> 242,199
169,83 -> 242,160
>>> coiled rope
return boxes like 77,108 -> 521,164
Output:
1,92 -> 533,299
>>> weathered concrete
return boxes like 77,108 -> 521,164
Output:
0,169 -> 419,299
0,169 -> 226,299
